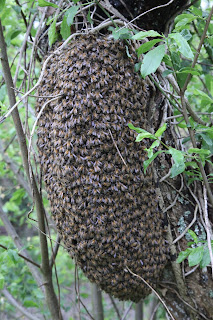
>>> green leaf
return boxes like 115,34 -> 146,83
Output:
48,19 -> 57,47
185,161 -> 199,169
128,123 -> 147,134
177,67 -> 200,76
193,89 -> 213,104
87,8 -> 92,24
170,162 -> 186,178
60,15 -> 71,39
155,123 -> 167,138
176,248 -> 192,263
0,0 -> 6,12
136,39 -> 162,55
162,69 -> 173,77
110,27 -> 132,40
143,150 -> 163,173
188,230 -> 198,244
167,148 -> 186,178
169,33 -> 193,59
23,300 -> 39,308
188,246 -> 204,267
38,0 -> 58,8
66,6 -> 80,26
141,44 -> 166,78
132,30 -> 163,40
200,247 -> 211,269
150,140 -> 160,149
175,14 -> 196,30
188,148 -> 211,155
136,132 -> 156,142
7,249 -> 19,264
0,274 -> 4,289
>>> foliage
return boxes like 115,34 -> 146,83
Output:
0,0 -> 213,319
176,229 -> 213,268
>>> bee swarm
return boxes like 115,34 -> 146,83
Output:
36,34 -> 168,302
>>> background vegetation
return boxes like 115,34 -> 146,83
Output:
0,0 -> 212,319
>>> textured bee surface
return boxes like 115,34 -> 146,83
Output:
36,34 -> 168,302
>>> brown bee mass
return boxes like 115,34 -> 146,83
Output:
36,34 -> 168,302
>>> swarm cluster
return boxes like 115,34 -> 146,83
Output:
36,34 -> 168,302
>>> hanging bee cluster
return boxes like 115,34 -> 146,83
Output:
36,34 -> 168,302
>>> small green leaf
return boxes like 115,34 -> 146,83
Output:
150,140 -> 160,149
111,27 -> 131,40
188,230 -> 198,244
60,15 -> 71,39
177,67 -> 200,76
38,0 -> 58,8
87,8 -> 92,24
136,39 -> 162,55
0,274 -> 4,289
170,163 -> 185,178
48,20 -> 57,47
136,132 -> 156,142
200,246 -> 211,269
185,161 -> 199,169
23,300 -> 39,308
193,89 -> 213,104
176,248 -> 192,263
155,123 -> 167,138
8,249 -> 19,263
141,44 -> 166,78
128,123 -> 146,134
67,5 -> 79,26
162,69 -> 173,77
167,148 -> 186,178
188,148 -> 211,155
169,33 -> 193,59
188,246 -> 204,267
143,150 -> 163,173
132,30 -> 163,40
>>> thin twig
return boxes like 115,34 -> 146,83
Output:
173,205 -> 198,244
0,244 -> 40,268
125,267 -> 175,320
202,186 -> 213,278
108,128 -> 127,166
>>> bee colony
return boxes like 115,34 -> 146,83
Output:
36,34 -> 168,302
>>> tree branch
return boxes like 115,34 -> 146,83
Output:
0,19 -> 62,320
2,288 -> 41,320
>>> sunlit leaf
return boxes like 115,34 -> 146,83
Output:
141,44 -> 165,78
48,19 -> 57,46
188,148 -> 211,155
169,33 -> 193,59
176,248 -> 192,263
188,230 -> 198,244
60,15 -> 71,39
188,246 -> 204,267
38,0 -> 58,8
66,6 -> 80,26
200,247 -> 211,268
155,123 -> 167,138
132,30 -> 162,40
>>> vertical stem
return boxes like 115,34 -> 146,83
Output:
135,300 -> 143,320
0,19 -> 62,320
91,283 -> 104,320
